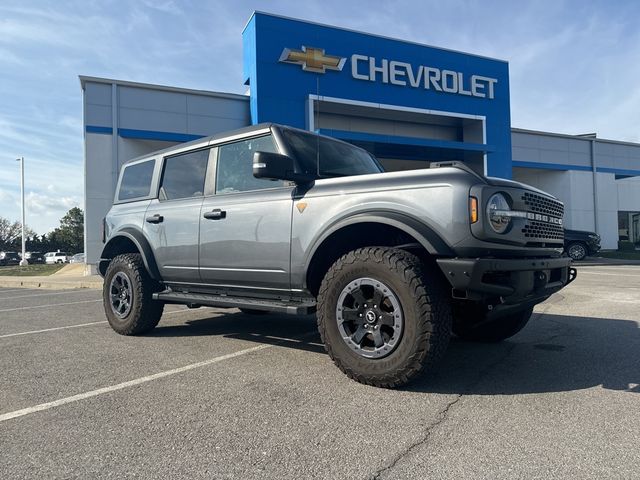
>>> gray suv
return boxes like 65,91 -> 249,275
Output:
100,123 -> 575,388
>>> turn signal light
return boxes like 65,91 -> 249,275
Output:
469,197 -> 478,223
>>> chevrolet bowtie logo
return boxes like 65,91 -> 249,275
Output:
279,46 -> 346,73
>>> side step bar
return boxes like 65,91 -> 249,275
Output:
152,291 -> 316,315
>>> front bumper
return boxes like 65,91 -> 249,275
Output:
587,239 -> 601,255
437,256 -> 576,307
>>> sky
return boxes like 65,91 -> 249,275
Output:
0,0 -> 639,234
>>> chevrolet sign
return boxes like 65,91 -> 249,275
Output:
279,46 -> 498,99
351,54 -> 498,99
279,46 -> 346,73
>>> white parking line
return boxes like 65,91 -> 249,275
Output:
0,341 -> 286,423
0,307 -> 214,338
0,290 -> 97,301
0,321 -> 107,338
0,299 -> 102,313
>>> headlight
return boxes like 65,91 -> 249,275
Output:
486,193 -> 511,234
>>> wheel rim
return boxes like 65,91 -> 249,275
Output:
109,272 -> 133,319
568,244 -> 586,260
336,277 -> 404,359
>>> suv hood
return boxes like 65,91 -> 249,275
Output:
484,176 -> 558,198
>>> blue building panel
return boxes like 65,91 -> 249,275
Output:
243,12 -> 512,178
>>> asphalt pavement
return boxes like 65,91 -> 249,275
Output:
0,263 -> 638,479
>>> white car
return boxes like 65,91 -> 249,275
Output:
45,252 -> 69,264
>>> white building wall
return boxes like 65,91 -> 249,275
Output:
84,133 -> 115,274
617,176 -> 640,211
595,173 -> 619,249
567,171 -> 596,232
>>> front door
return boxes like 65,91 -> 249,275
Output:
199,135 -> 293,291
143,147 -> 211,283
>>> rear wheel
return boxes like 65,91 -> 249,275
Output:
103,253 -> 164,335
453,303 -> 533,342
567,242 -> 587,261
317,247 -> 451,388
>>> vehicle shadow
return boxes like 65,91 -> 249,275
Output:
151,310 -> 325,355
150,310 -> 640,395
409,313 -> 640,395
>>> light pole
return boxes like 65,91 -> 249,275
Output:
16,157 -> 28,266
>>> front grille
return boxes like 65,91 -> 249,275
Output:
522,192 -> 564,218
522,220 -> 564,240
521,192 -> 564,242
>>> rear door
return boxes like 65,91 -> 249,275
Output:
143,147 -> 213,283
199,134 -> 294,290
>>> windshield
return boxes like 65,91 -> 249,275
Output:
280,129 -> 383,178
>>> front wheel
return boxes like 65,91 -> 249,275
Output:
103,253 -> 164,335
453,304 -> 533,343
567,242 -> 588,261
317,247 -> 452,388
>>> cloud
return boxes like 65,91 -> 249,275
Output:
25,191 -> 79,214
0,188 -> 18,209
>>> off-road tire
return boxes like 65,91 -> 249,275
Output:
317,247 -> 452,388
103,253 -> 164,335
453,304 -> 533,343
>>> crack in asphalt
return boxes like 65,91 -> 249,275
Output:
369,341 -> 521,480
368,305 -> 577,479
368,394 -> 462,480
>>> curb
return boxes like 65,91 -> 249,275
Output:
0,277 -> 103,290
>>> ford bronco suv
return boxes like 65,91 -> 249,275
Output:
100,123 -> 576,388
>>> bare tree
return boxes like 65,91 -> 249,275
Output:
0,217 -> 35,251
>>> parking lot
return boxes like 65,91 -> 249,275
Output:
1,263 -> 639,479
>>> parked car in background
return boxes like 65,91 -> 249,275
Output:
45,252 -> 70,264
24,251 -> 45,264
564,229 -> 601,260
0,251 -> 21,266
70,253 -> 85,264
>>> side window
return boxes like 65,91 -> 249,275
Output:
216,135 -> 282,194
160,149 -> 209,201
118,160 -> 155,201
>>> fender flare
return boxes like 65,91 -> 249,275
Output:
303,210 -> 454,274
99,228 -> 161,280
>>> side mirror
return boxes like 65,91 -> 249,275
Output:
253,151 -> 305,183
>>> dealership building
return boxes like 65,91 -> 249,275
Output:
81,12 -> 640,274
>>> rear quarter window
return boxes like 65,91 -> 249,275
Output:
118,160 -> 155,201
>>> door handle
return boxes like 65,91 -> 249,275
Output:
145,214 -> 164,224
203,209 -> 226,220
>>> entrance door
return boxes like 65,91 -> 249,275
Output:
199,135 -> 293,291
